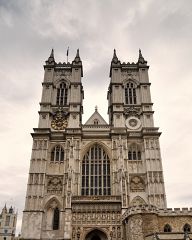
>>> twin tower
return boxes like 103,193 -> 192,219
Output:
21,49 -> 167,240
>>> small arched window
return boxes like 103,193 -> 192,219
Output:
94,119 -> 99,125
183,224 -> 191,233
53,207 -> 59,230
164,224 -> 172,232
128,144 -> 141,160
51,145 -> 64,162
56,82 -> 68,106
125,82 -> 137,104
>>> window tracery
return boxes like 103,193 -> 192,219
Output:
81,144 -> 111,196
56,82 -> 68,106
128,144 -> 141,160
51,145 -> 64,162
125,82 -> 137,104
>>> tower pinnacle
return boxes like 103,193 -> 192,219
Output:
138,48 -> 147,64
111,49 -> 120,64
45,48 -> 55,65
73,49 -> 81,63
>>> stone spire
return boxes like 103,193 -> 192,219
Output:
45,48 -> 55,65
9,206 -> 13,213
110,49 -> 121,77
2,204 -> 7,214
111,49 -> 120,64
73,49 -> 81,63
138,49 -> 147,64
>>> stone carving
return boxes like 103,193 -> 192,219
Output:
51,108 -> 69,130
72,201 -> 121,227
129,215 -> 143,240
130,176 -> 145,192
47,176 -> 63,194
117,226 -> 121,238
130,196 -> 146,206
55,69 -> 72,76
124,106 -> 141,117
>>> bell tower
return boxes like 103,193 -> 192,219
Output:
21,49 -> 167,240
108,49 -> 167,209
39,48 -> 83,130
21,49 -> 84,240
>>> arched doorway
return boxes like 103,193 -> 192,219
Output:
85,229 -> 108,240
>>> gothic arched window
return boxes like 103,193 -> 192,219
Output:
183,224 -> 191,233
81,144 -> 111,196
51,145 -> 64,162
56,82 -> 68,106
125,82 -> 137,104
52,207 -> 60,230
128,144 -> 141,160
164,224 -> 172,232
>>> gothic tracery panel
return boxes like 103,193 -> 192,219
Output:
81,144 -> 111,196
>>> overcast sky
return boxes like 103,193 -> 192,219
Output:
0,0 -> 192,234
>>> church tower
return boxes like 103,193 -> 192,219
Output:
0,205 -> 17,240
108,49 -> 166,210
21,49 -> 167,240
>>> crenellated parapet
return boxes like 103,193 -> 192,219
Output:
122,205 -> 192,221
109,49 -> 149,77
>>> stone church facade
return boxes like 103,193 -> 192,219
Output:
21,49 -> 192,240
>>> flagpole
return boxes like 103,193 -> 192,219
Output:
67,47 -> 69,63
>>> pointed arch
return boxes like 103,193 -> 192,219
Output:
51,145 -> 64,162
123,78 -> 140,87
124,80 -> 138,105
183,223 -> 191,232
164,224 -> 172,232
84,228 -> 108,240
128,143 -> 142,160
44,196 -> 61,210
81,143 -> 111,196
56,80 -> 69,106
44,197 -> 61,231
81,141 -> 112,160
130,196 -> 146,206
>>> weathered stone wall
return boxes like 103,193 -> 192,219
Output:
158,215 -> 192,232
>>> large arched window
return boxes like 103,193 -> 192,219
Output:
56,82 -> 68,106
125,82 -> 137,104
52,207 -> 60,230
128,144 -> 141,160
81,144 -> 111,196
51,145 -> 64,162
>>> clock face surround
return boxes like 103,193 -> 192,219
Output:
51,109 -> 69,130
125,116 -> 141,130
51,119 -> 68,130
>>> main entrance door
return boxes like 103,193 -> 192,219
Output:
85,229 -> 108,240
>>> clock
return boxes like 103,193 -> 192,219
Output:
51,119 -> 68,130
125,116 -> 141,130
51,109 -> 69,130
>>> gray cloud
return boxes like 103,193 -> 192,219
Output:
1,0 -> 192,234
